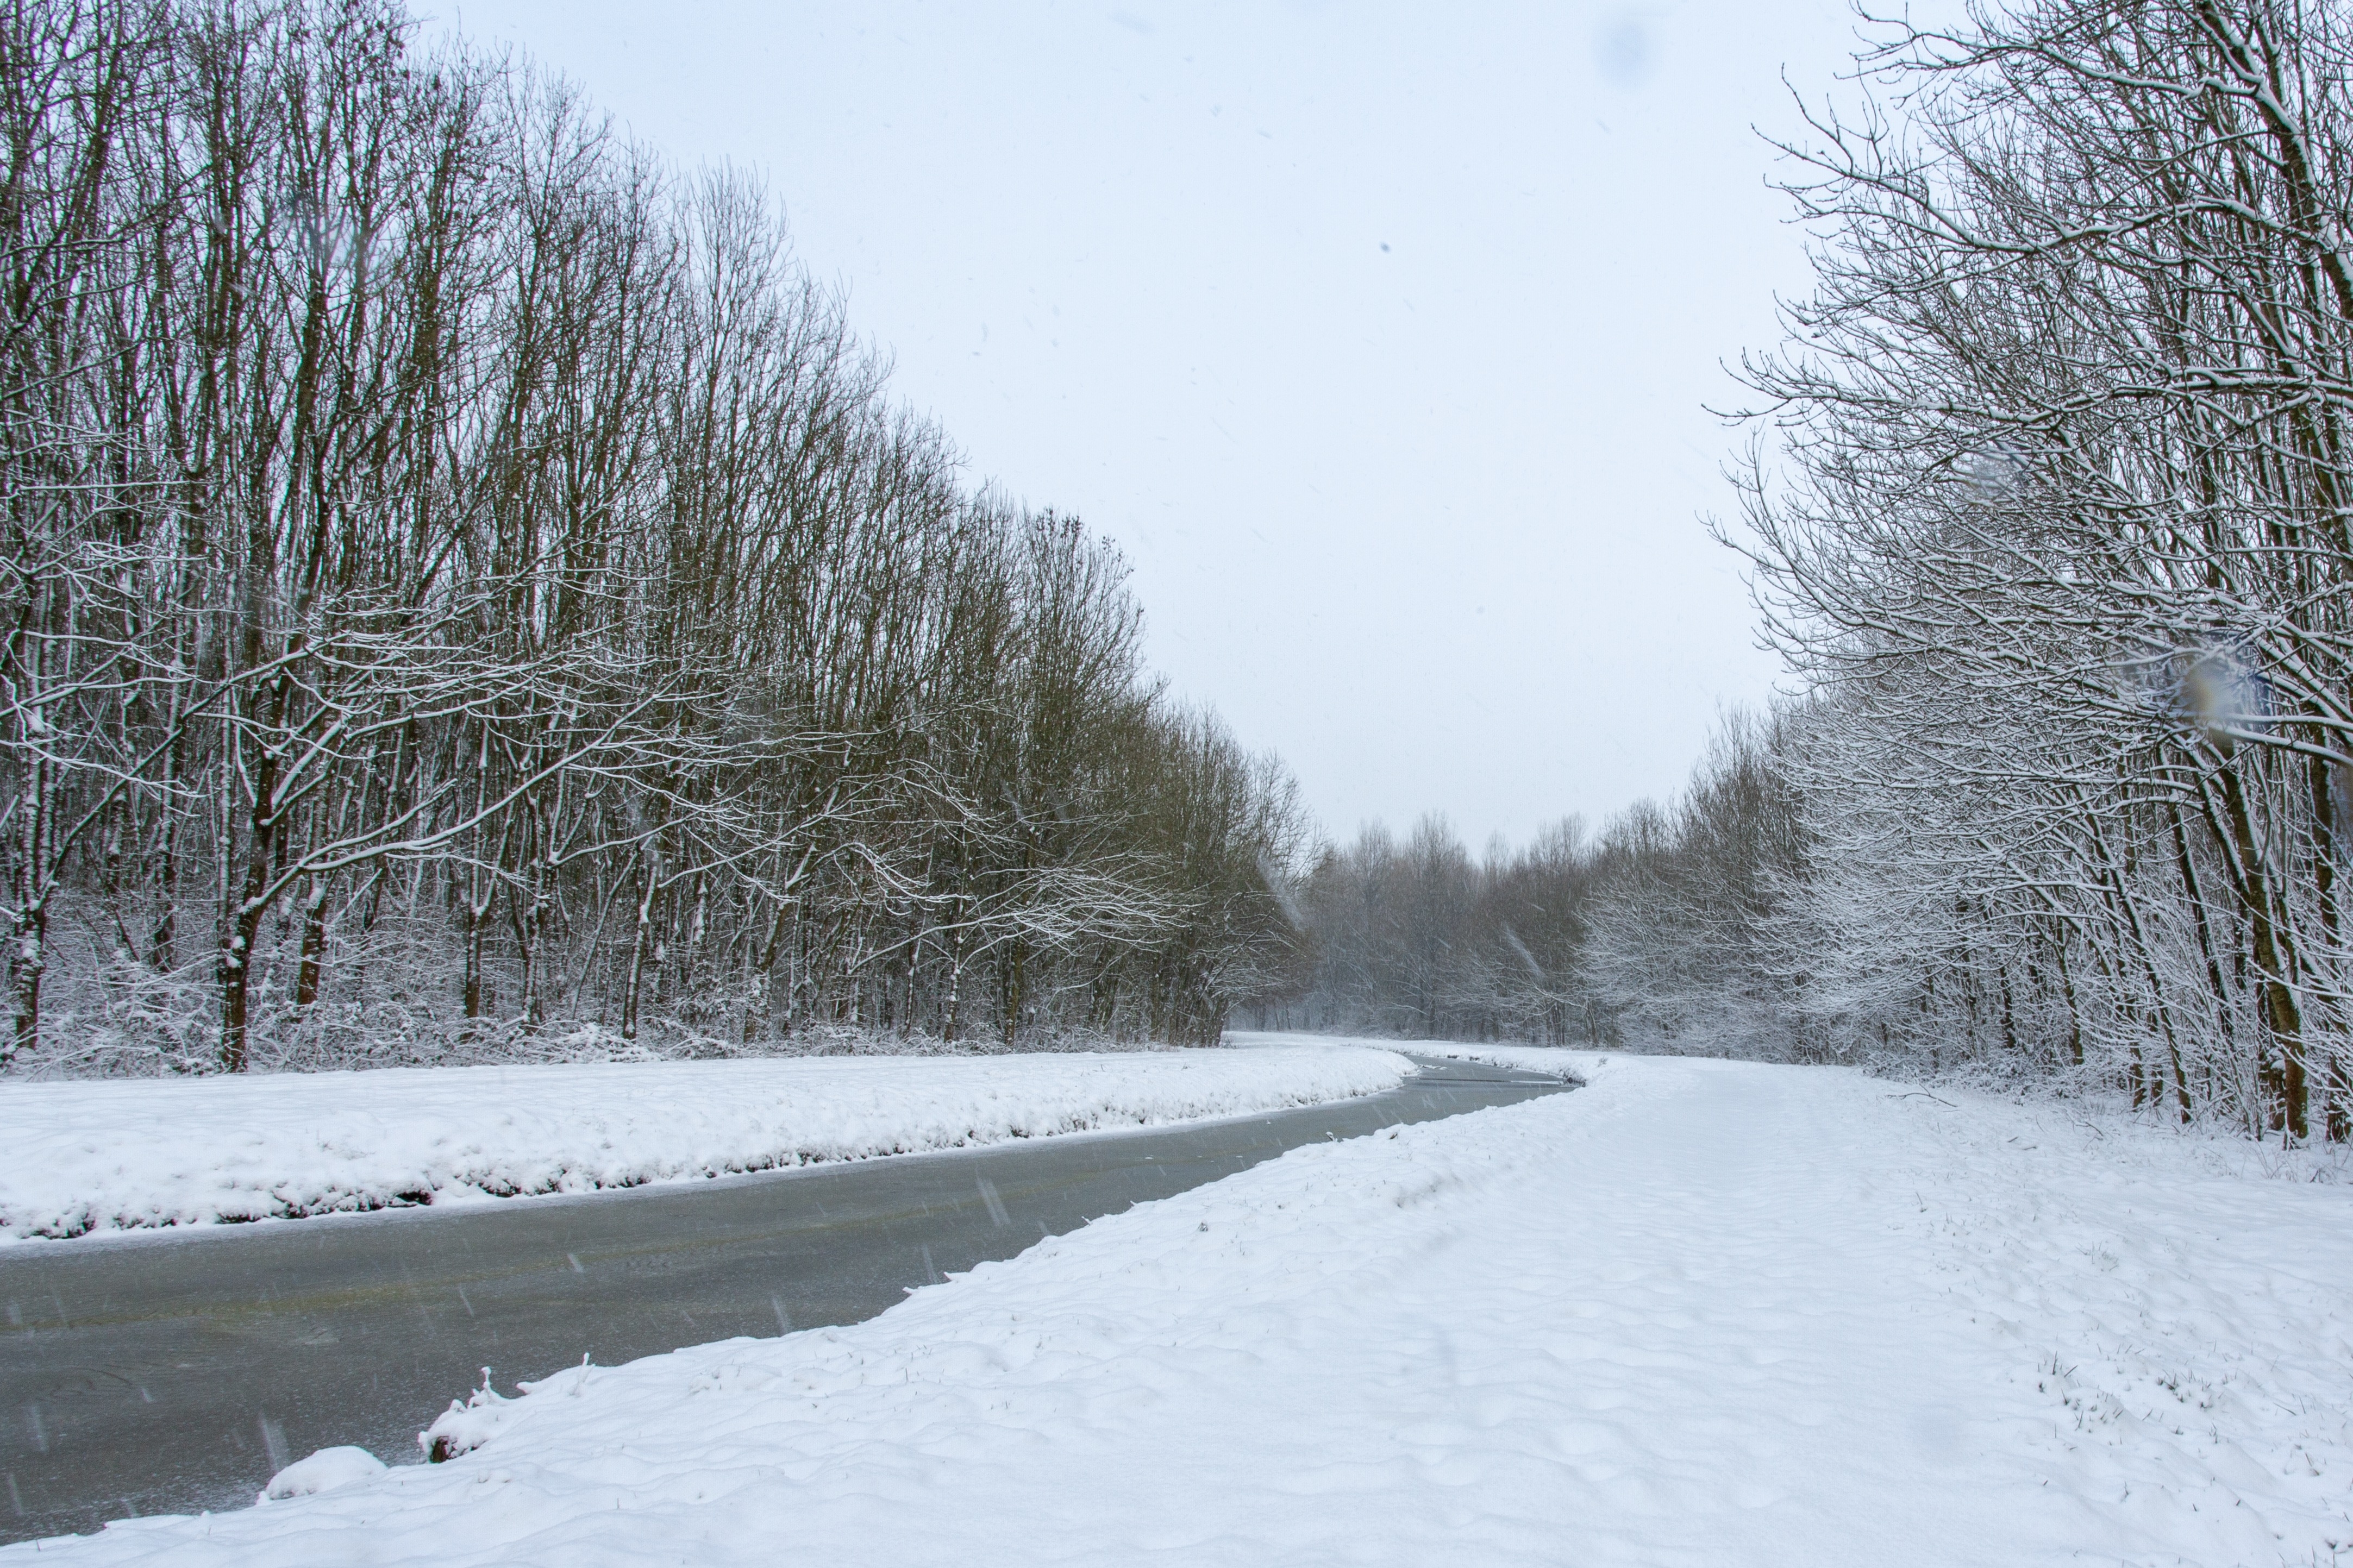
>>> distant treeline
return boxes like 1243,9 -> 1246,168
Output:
0,0 -> 1306,1073
1259,817 -> 1599,1046
1281,0 -> 2353,1143
1256,718 -> 1790,1054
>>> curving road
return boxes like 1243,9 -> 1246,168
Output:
0,1052 -> 1570,1544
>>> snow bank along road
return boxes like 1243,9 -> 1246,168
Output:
11,1051 -> 2353,1568
0,1046 -> 1417,1242
0,1051 -> 1568,1543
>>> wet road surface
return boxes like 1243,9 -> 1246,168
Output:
0,1052 -> 1571,1542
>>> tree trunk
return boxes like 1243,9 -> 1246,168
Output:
294,873 -> 328,1013
2212,764 -> 2308,1139
621,861 -> 657,1043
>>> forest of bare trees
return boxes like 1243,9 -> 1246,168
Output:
1259,713 -> 1795,1055
0,0 -> 1311,1074
15,0 -> 2350,1148
1283,0 -> 2353,1144
1723,0 -> 2353,1141
1260,816 -> 1595,1044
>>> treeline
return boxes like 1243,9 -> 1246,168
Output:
1261,818 -> 1591,1048
1285,0 -> 2353,1143
0,0 -> 1306,1074
1261,714 -> 1794,1053
1720,0 -> 2353,1143
1267,817 -> 1597,1044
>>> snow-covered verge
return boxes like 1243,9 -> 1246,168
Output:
19,1051 -> 2353,1566
1234,1032 -> 1589,1080
0,1045 -> 1412,1243
1411,1042 -> 1585,1075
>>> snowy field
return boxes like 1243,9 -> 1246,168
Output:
0,1044 -> 1412,1243
15,1049 -> 2353,1566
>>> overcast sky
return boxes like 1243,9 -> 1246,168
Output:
441,0 -> 1863,853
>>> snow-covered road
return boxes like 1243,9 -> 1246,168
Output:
0,1044 -> 1412,1242
14,1050 -> 2352,1566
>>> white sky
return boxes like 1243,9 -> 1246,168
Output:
441,0 -> 1863,852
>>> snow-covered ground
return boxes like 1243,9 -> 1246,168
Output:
15,1048 -> 2353,1567
1231,1031 -> 1587,1080
0,1044 -> 1412,1243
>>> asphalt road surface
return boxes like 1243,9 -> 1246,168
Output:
0,1052 -> 1571,1544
